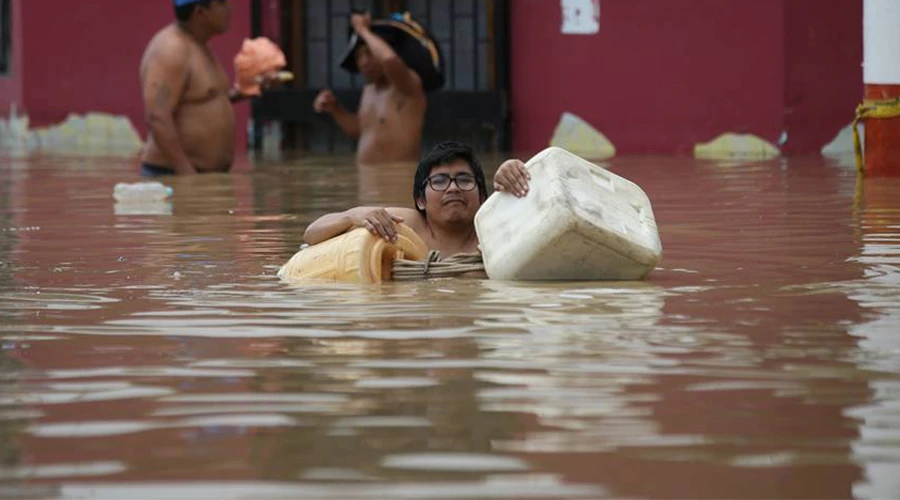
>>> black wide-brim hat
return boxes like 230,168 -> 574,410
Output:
339,11 -> 445,93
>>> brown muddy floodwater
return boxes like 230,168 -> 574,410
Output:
0,153 -> 899,499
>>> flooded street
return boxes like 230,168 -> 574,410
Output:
1,154 -> 899,499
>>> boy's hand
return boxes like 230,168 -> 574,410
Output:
349,207 -> 404,242
493,159 -> 530,198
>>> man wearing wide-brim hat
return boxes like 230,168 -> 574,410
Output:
313,11 -> 445,166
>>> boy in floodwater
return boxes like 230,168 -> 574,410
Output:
304,141 -> 532,258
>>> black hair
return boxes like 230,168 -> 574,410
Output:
175,0 -> 213,22
413,141 -> 488,215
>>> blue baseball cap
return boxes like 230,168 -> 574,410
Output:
172,0 -> 204,6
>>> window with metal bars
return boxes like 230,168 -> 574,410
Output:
252,0 -> 510,154
405,0 -> 497,92
303,0 -> 498,92
0,0 -> 11,75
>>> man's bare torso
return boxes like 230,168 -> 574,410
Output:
356,82 -> 426,166
140,25 -> 235,172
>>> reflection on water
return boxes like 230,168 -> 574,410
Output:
0,154 -> 899,498
842,177 -> 900,499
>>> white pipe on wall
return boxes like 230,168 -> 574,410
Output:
864,0 -> 900,84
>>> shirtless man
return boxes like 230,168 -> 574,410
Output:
304,142 -> 531,258
313,13 -> 427,165
140,0 -> 277,176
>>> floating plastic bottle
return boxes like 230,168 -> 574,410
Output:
113,182 -> 173,203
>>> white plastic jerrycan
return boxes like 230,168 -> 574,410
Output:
474,147 -> 662,281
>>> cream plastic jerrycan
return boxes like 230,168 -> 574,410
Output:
474,147 -> 662,281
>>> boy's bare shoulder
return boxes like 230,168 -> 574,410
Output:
386,207 -> 424,230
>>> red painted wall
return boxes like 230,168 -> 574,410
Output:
783,0 -> 862,154
510,0 -> 862,155
259,0 -> 283,46
17,0 -> 251,150
3,0 -> 864,157
0,0 -> 23,116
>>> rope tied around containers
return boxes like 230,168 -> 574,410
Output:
391,250 -> 485,281
853,97 -> 900,174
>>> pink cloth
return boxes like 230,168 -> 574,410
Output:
233,37 -> 286,96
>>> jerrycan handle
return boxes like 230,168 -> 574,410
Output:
587,164 -> 616,192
